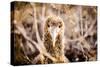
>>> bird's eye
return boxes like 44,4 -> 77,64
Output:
48,24 -> 50,27
59,25 -> 61,28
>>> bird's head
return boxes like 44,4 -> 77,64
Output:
44,16 -> 64,47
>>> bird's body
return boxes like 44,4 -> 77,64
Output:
42,16 -> 65,64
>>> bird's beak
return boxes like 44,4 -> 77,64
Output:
49,27 -> 59,47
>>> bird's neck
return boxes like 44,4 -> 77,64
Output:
44,32 -> 64,58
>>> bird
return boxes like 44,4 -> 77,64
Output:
41,15 -> 66,64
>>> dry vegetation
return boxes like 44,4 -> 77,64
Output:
11,1 -> 97,65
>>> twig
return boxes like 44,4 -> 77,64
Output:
30,3 -> 42,43
84,19 -> 96,37
30,3 -> 44,50
15,23 -> 40,51
79,6 -> 84,36
31,54 -> 40,64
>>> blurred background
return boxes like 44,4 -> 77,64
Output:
11,1 -> 97,65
